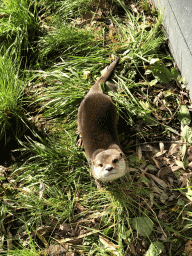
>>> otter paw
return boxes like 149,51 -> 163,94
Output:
76,134 -> 83,147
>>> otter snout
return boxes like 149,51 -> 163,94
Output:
105,165 -> 114,172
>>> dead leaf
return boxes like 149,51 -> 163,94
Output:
59,223 -> 71,232
159,141 -> 164,154
82,11 -> 93,21
58,225 -> 114,244
153,91 -> 163,106
179,173 -> 192,188
168,177 -> 174,186
97,8 -> 102,16
187,145 -> 192,155
0,165 -> 7,174
168,194 -> 177,201
185,240 -> 192,256
167,142 -> 181,156
154,150 -> 167,158
147,173 -> 168,188
35,230 -> 48,247
99,235 -> 119,255
187,155 -> 192,162
152,157 -> 164,169
129,167 -> 139,172
66,252 -> 75,256
0,166 -> 7,183
75,202 -> 88,212
141,144 -> 159,154
0,221 -> 6,235
128,242 -> 136,255
181,143 -> 187,159
45,244 -> 67,256
92,0 -> 108,9
160,193 -> 169,204
44,244 -> 68,256
84,210 -> 109,221
175,160 -> 185,170
7,225 -> 13,251
137,145 -> 142,160
149,193 -> 154,207
150,180 -> 168,203
170,165 -> 183,172
158,210 -> 166,220
157,167 -> 172,178
49,216 -> 59,226
70,210 -> 109,227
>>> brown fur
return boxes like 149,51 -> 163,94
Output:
77,58 -> 127,180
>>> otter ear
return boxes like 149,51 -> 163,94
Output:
92,149 -> 105,160
120,152 -> 123,157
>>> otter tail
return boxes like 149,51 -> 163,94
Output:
88,57 -> 120,94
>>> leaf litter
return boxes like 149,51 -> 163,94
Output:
1,0 -> 192,255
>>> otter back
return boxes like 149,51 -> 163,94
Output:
78,92 -> 120,161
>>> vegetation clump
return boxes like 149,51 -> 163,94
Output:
0,0 -> 191,255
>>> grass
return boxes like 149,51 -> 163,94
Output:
37,25 -> 101,65
0,0 -> 191,255
0,51 -> 29,150
0,0 -> 40,65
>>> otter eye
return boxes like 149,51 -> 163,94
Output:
112,158 -> 118,164
99,163 -> 103,167
120,153 -> 122,157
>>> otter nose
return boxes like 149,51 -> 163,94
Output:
105,166 -> 113,172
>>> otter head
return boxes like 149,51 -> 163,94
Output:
91,149 -> 127,182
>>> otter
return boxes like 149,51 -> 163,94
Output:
77,58 -> 127,182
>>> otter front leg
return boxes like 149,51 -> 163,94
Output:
76,132 -> 83,147
76,120 -> 84,147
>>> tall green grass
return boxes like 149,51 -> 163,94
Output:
0,0 -> 189,255
38,0 -> 92,22
33,4 -> 165,122
0,52 -> 28,144
0,0 -> 39,39
37,24 -> 104,67
0,0 -> 40,65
